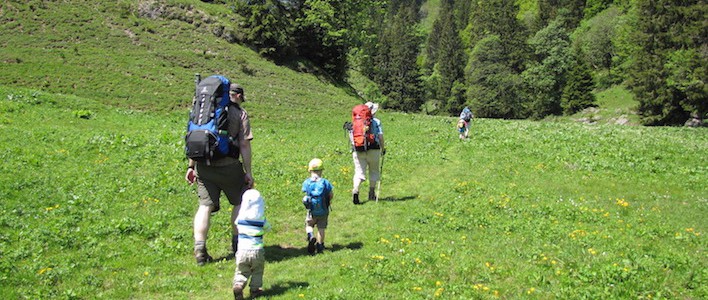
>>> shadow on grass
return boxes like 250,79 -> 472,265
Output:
265,242 -> 364,262
358,195 -> 417,204
260,281 -> 310,298
214,252 -> 235,263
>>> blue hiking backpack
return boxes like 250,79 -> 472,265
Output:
303,178 -> 331,217
460,107 -> 473,122
185,75 -> 235,163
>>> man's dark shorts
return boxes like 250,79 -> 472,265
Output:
195,161 -> 246,212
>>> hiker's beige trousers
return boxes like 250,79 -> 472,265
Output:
352,149 -> 381,193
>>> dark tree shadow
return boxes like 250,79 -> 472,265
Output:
257,281 -> 309,298
265,242 -> 364,263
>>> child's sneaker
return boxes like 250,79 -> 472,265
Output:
316,243 -> 325,254
307,233 -> 317,254
352,193 -> 360,204
368,189 -> 376,201
233,284 -> 244,300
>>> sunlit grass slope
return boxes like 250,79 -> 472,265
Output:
1,1 -> 705,299
1,85 -> 706,299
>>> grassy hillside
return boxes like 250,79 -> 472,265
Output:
0,0 -> 356,113
1,1 -> 705,299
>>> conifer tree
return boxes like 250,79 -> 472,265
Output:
231,0 -> 298,59
523,14 -> 574,119
467,0 -> 529,73
344,0 -> 386,79
561,51 -> 597,115
535,0 -> 586,31
466,35 -> 527,119
628,0 -> 706,125
424,0 -> 465,114
373,2 -> 423,111
296,0 -> 349,80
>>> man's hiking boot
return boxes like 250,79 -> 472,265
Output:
194,247 -> 213,266
316,243 -> 325,254
250,288 -> 264,298
233,284 -> 244,300
307,233 -> 317,254
352,193 -> 360,205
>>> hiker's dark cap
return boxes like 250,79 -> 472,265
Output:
229,83 -> 245,101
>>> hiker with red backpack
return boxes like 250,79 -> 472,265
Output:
348,102 -> 385,204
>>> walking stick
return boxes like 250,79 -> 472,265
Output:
376,150 -> 384,202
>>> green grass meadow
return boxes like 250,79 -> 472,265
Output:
1,1 -> 707,299
1,85 -> 706,299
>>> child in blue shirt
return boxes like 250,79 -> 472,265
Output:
302,158 -> 334,254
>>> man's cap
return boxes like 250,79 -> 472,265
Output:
308,158 -> 324,171
229,83 -> 246,101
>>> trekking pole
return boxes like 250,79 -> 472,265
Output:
376,150 -> 384,202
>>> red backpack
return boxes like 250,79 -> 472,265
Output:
351,104 -> 375,151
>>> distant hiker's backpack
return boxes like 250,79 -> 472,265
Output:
185,75 -> 235,163
457,119 -> 466,129
350,104 -> 378,151
460,107 -> 473,122
303,179 -> 330,217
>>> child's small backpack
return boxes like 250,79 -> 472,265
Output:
304,179 -> 330,217
185,75 -> 234,164
351,104 -> 376,151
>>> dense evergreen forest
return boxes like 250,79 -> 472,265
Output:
210,0 -> 705,126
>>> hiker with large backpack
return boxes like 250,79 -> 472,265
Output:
301,158 -> 334,254
348,102 -> 385,204
458,106 -> 473,139
184,75 -> 254,265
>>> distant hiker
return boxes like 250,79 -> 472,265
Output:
349,102 -> 385,204
458,106 -> 473,139
301,158 -> 334,254
457,119 -> 469,140
232,189 -> 271,300
185,80 -> 254,265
